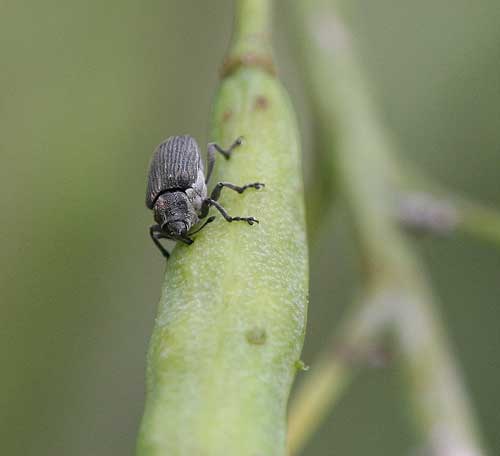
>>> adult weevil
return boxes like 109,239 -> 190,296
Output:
145,135 -> 264,258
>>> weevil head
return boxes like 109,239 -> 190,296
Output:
164,220 -> 187,237
153,191 -> 197,240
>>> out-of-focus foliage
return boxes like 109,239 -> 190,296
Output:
1,1 -> 499,455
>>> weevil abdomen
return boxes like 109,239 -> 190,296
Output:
146,135 -> 204,209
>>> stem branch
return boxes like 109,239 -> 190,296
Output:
288,1 -> 488,454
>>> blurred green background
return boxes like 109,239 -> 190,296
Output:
1,1 -> 499,455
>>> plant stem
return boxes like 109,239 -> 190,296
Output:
397,188 -> 500,249
222,0 -> 275,77
287,286 -> 394,455
394,160 -> 500,247
459,199 -> 500,248
137,1 -> 308,455
288,1 -> 488,454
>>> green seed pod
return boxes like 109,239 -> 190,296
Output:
137,1 -> 308,455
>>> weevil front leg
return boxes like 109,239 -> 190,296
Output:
200,198 -> 259,225
149,225 -> 170,258
205,136 -> 243,183
210,181 -> 265,201
188,216 -> 216,236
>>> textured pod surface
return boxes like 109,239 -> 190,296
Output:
145,135 -> 203,209
137,65 -> 308,456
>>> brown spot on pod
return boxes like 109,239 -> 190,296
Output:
220,53 -> 276,78
254,95 -> 269,110
245,327 -> 267,345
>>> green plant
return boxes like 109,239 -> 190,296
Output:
136,1 -> 308,455
137,1 -> 499,455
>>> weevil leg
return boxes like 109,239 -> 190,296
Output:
179,236 -> 194,245
205,145 -> 216,184
149,225 -> 170,258
188,216 -> 216,236
201,198 -> 259,225
210,181 -> 265,201
205,136 -> 243,183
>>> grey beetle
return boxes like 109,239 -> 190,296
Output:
146,135 -> 264,258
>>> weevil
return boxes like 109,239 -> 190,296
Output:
145,135 -> 264,258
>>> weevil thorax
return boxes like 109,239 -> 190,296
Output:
154,191 -> 198,238
185,167 -> 207,212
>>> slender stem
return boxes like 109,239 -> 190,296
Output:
288,0 -> 488,454
459,199 -> 500,248
394,159 -> 500,247
287,286 -> 394,455
287,358 -> 351,455
222,0 -> 275,77
397,189 -> 500,249
137,1 -> 308,455
394,289 -> 487,456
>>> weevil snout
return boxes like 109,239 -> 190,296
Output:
163,220 -> 188,238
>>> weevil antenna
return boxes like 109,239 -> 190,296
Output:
189,216 -> 216,236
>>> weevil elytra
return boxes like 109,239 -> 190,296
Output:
145,135 -> 264,258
